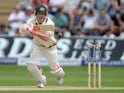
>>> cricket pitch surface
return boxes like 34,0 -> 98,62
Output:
0,86 -> 124,91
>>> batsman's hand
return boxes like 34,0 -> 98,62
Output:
19,23 -> 34,36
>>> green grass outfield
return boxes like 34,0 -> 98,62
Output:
0,65 -> 124,93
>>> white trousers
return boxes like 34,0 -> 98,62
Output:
28,43 -> 60,70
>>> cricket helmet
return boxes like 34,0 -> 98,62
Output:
35,4 -> 48,15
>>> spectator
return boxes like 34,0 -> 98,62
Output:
32,0 -> 49,8
74,26 -> 85,37
63,0 -> 80,16
95,8 -> 112,36
79,0 -> 93,10
0,22 -> 9,36
103,28 -> 116,38
52,8 -> 69,32
107,0 -> 120,20
19,0 -> 32,10
93,0 -> 110,13
49,0 -> 66,15
22,5 -> 34,23
107,0 -> 124,37
111,9 -> 123,36
81,8 -> 97,35
76,0 -> 93,21
59,26 -> 72,37
62,0 -> 80,30
72,7 -> 82,28
8,4 -> 25,35
72,0 -> 93,30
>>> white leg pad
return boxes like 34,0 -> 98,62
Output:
27,62 -> 44,83
50,67 -> 65,78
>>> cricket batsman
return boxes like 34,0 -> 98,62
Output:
19,4 -> 65,88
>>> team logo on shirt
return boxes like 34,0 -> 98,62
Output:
33,25 -> 40,31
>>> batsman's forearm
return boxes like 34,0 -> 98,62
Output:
25,26 -> 51,41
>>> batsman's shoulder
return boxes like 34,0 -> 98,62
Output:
46,17 -> 55,26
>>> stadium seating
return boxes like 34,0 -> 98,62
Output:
0,0 -> 18,26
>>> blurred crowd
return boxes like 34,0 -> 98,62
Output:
0,0 -> 124,39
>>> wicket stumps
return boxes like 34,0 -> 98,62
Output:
87,43 -> 101,88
